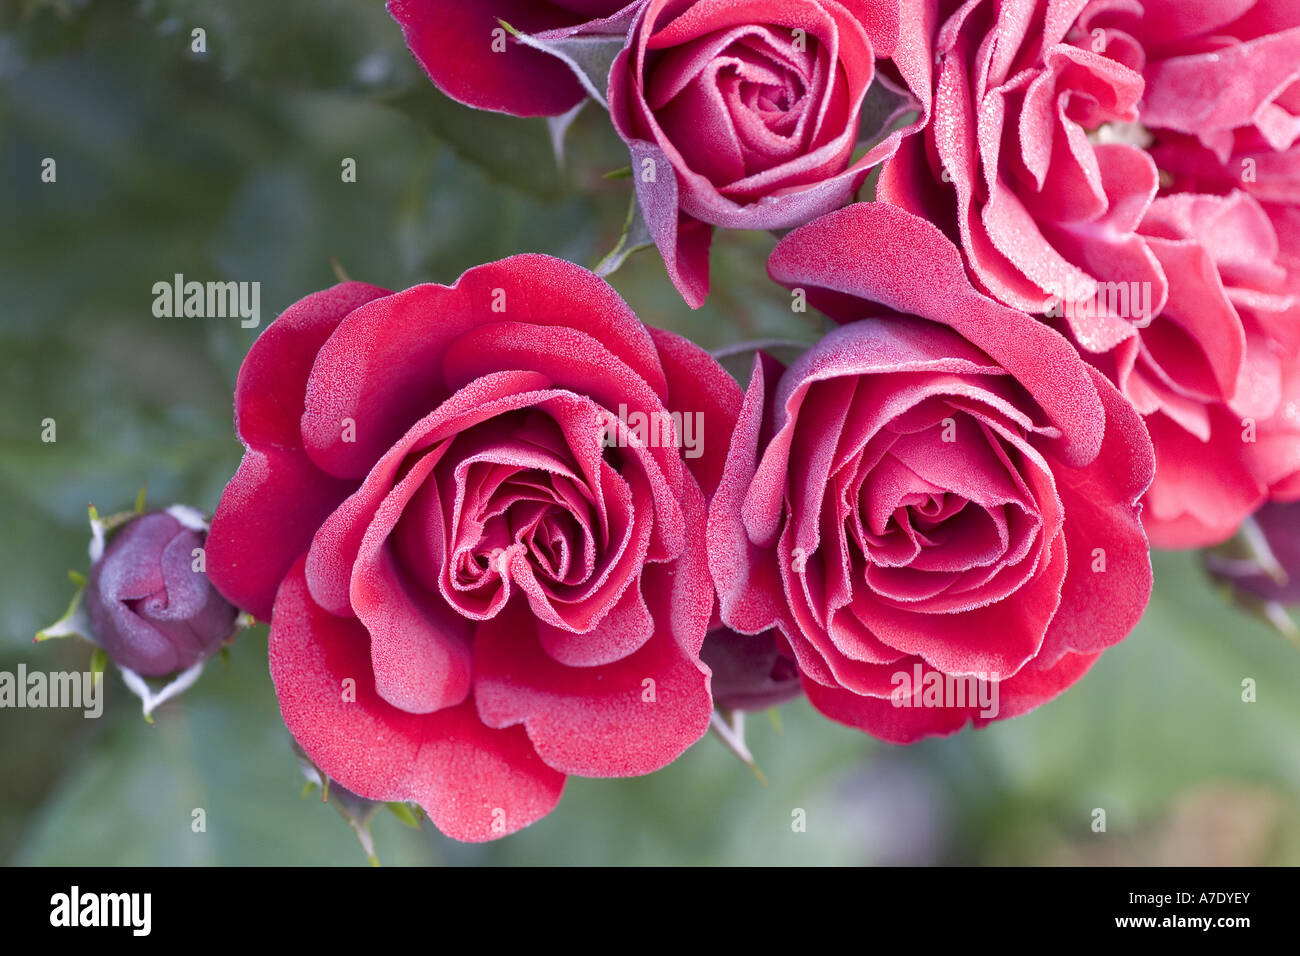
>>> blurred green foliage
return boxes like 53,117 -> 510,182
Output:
1,0 -> 1297,865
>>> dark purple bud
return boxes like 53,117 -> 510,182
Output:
1205,501 -> 1300,604
85,509 -> 238,676
701,626 -> 802,712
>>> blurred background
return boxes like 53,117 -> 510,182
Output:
1,0 -> 1298,866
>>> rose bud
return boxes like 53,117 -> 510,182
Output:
710,203 -> 1155,744
85,508 -> 239,677
1204,501 -> 1300,606
701,626 -> 801,712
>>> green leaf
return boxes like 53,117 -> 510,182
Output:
381,85 -> 566,200
14,644 -> 437,865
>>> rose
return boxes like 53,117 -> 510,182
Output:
387,0 -> 636,116
880,0 -> 1300,548
1149,146 -> 1300,520
86,508 -> 238,677
205,255 -> 740,841
881,0 -> 1169,341
1097,191 -> 1300,546
1139,0 -> 1300,167
1134,2 -> 1300,539
707,203 -> 1154,742
608,0 -> 929,306
1121,2 -> 1300,543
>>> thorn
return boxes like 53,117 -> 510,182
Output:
1263,601 -> 1300,650
710,710 -> 767,786
347,818 -> 379,866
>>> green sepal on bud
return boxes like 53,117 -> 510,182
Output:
34,582 -> 93,644
386,802 -> 423,830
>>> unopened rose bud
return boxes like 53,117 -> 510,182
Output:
701,627 -> 801,713
85,508 -> 238,676
1205,502 -> 1300,605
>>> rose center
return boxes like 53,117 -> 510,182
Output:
841,410 -> 1045,612
452,469 -> 593,593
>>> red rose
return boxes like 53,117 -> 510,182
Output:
206,256 -> 740,841
708,203 -> 1154,743
387,0 -> 636,116
608,0 -> 930,306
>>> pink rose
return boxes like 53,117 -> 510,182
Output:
1138,0 -> 1300,166
880,0 -> 1164,345
1128,1 -> 1300,540
206,256 -> 740,840
609,0 -> 930,306
1096,191 -> 1300,546
708,203 -> 1154,742
881,0 -> 1300,548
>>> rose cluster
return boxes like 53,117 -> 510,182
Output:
64,0 -> 1294,842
